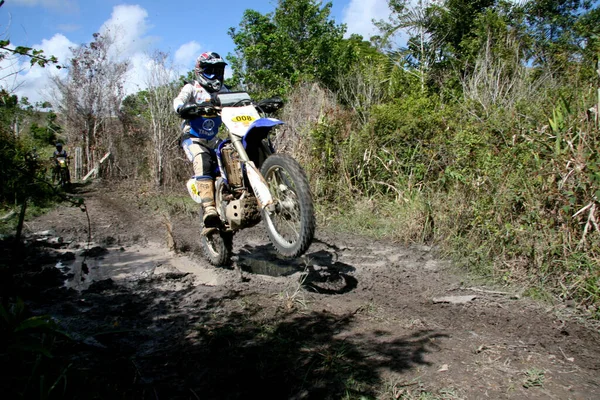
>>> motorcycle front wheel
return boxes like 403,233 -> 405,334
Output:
59,169 -> 69,188
260,154 -> 315,258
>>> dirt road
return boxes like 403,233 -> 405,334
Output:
11,182 -> 600,399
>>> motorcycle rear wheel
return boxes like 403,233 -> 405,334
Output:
200,225 -> 233,266
260,154 -> 315,258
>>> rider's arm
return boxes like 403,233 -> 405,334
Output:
173,83 -> 194,113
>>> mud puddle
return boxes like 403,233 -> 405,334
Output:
53,241 -> 223,290
237,255 -> 301,276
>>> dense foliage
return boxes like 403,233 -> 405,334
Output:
227,0 -> 354,97
258,0 -> 600,309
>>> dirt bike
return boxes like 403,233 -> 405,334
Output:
180,92 -> 315,266
52,156 -> 71,188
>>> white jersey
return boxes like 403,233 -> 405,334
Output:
173,81 -> 229,112
173,81 -> 230,143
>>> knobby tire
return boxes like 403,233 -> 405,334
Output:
260,154 -> 315,258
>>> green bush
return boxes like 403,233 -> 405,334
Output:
301,68 -> 599,310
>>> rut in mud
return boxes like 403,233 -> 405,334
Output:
3,181 -> 600,399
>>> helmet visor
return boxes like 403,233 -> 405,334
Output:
202,65 -> 225,80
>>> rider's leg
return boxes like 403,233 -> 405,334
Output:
194,177 -> 218,226
182,139 -> 219,227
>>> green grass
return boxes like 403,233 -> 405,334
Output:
319,192 -> 430,243
377,379 -> 463,400
522,368 -> 545,389
137,191 -> 199,217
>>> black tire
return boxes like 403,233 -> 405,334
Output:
59,169 -> 69,187
260,154 -> 315,258
200,228 -> 233,266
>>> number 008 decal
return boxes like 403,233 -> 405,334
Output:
222,105 -> 261,136
232,115 -> 256,122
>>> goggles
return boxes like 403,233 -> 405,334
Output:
201,65 -> 225,79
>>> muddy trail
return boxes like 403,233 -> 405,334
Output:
3,181 -> 600,400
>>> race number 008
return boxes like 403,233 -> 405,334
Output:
233,115 -> 255,122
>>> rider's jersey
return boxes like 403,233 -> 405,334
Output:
173,81 -> 229,143
53,149 -> 67,159
173,81 -> 215,110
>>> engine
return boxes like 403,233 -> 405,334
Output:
216,145 -> 262,230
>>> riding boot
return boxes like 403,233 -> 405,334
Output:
196,179 -> 219,228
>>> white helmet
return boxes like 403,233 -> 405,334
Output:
195,52 -> 227,92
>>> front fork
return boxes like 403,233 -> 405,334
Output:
230,135 -> 275,212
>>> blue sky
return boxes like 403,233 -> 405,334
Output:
0,0 -> 394,104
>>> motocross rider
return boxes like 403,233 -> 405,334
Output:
52,142 -> 70,182
173,51 -> 229,228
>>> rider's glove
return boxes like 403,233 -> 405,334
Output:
177,103 -> 197,119
177,103 -> 196,114
178,102 -> 216,118
197,101 -> 214,112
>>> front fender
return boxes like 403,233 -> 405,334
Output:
242,118 -> 284,149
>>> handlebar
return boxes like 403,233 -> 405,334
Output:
178,97 -> 283,119
256,97 -> 283,113
177,104 -> 219,119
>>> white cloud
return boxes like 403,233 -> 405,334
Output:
6,33 -> 74,104
96,4 -> 171,95
342,0 -> 390,40
39,33 -> 74,62
7,4 -> 160,104
124,52 -> 153,95
100,5 -> 156,57
0,52 -> 25,93
174,41 -> 202,72
5,4 -> 212,104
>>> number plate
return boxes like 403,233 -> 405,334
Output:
221,105 -> 261,137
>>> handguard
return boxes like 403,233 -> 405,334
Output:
257,97 -> 284,113
178,103 -> 217,119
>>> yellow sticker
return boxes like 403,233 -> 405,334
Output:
232,115 -> 256,123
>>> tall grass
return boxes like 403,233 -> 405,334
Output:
284,59 -> 600,310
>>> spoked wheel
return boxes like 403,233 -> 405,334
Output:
199,180 -> 233,267
200,226 -> 233,266
260,154 -> 315,258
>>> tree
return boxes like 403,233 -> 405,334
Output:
335,35 -> 392,123
228,0 -> 347,97
375,0 -> 440,92
143,51 -> 179,187
0,39 -> 60,69
0,89 -> 19,134
52,32 -> 128,173
29,112 -> 61,145
375,0 -> 496,93
523,0 -> 597,76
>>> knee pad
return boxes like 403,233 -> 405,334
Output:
191,153 -> 213,177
